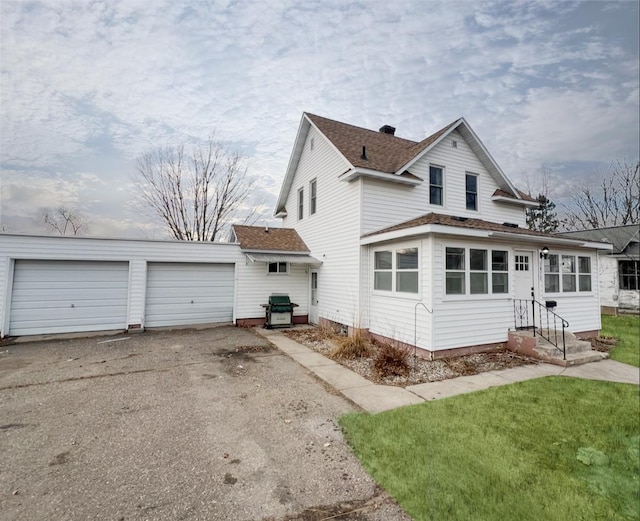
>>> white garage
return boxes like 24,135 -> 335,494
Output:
145,263 -> 235,327
9,260 -> 129,336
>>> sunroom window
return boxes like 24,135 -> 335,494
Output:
544,254 -> 592,293
446,247 -> 509,295
374,247 -> 419,294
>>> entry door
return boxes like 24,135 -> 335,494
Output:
309,271 -> 318,325
514,251 -> 534,300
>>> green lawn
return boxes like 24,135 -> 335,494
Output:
340,377 -> 639,521
601,314 -> 640,367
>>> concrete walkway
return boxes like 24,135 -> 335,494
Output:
256,328 -> 640,414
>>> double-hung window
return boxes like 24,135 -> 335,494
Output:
619,260 -> 639,290
374,247 -> 419,294
297,188 -> 304,220
445,247 -> 509,295
545,254 -> 592,293
429,166 -> 443,206
309,179 -> 317,215
465,173 -> 478,211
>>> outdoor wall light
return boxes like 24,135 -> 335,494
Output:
540,246 -> 550,259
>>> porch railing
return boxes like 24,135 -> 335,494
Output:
513,298 -> 568,360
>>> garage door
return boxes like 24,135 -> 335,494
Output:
9,260 -> 129,336
145,263 -> 234,328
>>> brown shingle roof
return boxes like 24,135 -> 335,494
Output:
363,212 -> 576,240
232,225 -> 309,252
493,188 -> 537,203
306,113 -> 458,174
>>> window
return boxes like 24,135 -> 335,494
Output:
515,255 -> 529,271
396,248 -> 419,293
465,174 -> 478,211
579,256 -> 591,292
429,166 -> 443,206
297,188 -> 304,220
470,249 -> 487,294
268,262 -> 288,274
446,247 -> 509,295
544,254 -> 592,293
374,247 -> 419,294
445,247 -> 465,295
492,250 -> 509,293
562,255 -> 576,292
374,251 -> 392,291
619,260 -> 639,290
310,179 -> 317,215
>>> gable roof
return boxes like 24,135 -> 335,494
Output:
276,112 -> 524,215
231,225 -> 310,252
559,225 -> 639,254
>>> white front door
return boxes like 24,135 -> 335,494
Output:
514,251 -> 534,300
309,270 -> 318,325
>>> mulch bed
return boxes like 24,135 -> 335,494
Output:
284,328 -> 538,387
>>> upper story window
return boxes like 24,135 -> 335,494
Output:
465,173 -> 478,211
445,247 -> 508,295
297,188 -> 304,220
374,247 -> 419,294
429,166 -> 443,206
544,254 -> 592,293
310,179 -> 317,215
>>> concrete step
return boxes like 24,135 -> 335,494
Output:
507,330 -> 608,366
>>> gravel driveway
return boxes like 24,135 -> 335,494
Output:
0,326 -> 410,521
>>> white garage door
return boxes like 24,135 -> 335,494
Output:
10,260 -> 129,336
145,263 -> 234,328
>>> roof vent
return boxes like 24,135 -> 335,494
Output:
451,216 -> 468,222
379,125 -> 396,135
361,146 -> 367,160
503,222 -> 519,228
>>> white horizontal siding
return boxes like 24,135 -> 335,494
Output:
0,234 -> 245,336
282,125 -> 362,327
235,260 -> 309,320
367,238 -> 433,349
361,130 -> 526,234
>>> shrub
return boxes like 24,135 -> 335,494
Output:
373,340 -> 410,377
331,330 -> 371,359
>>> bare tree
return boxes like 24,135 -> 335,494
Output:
562,160 -> 639,230
135,136 -> 255,241
42,206 -> 87,236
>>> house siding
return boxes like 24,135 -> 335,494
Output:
282,125 -> 362,327
367,237 -> 433,349
235,260 -> 309,320
0,234 -> 243,336
361,130 -> 526,235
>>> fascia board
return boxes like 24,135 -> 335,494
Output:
491,195 -> 540,208
360,224 -> 490,245
275,115 -> 310,215
339,167 -> 422,186
489,232 -> 613,250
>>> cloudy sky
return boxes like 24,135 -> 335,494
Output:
1,0 -> 638,238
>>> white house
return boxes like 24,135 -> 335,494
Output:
560,225 -> 639,314
0,113 -> 614,359
275,113 -> 612,357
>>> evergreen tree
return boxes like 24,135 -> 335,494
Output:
526,194 -> 559,233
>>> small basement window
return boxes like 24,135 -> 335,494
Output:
268,262 -> 289,274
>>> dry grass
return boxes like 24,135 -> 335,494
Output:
372,340 -> 410,378
331,330 -> 371,360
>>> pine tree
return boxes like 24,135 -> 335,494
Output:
526,194 -> 559,233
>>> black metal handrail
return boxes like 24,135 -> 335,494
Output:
513,298 -> 569,360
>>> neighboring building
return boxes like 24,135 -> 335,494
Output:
560,225 -> 639,314
275,113 -> 611,356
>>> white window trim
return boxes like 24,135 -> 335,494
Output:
544,253 -> 593,295
465,172 -> 479,212
309,178 -> 317,215
429,164 -> 445,207
372,245 -> 421,299
267,262 -> 289,275
297,188 -> 304,220
443,244 -> 511,300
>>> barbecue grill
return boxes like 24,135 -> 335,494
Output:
262,294 -> 299,329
